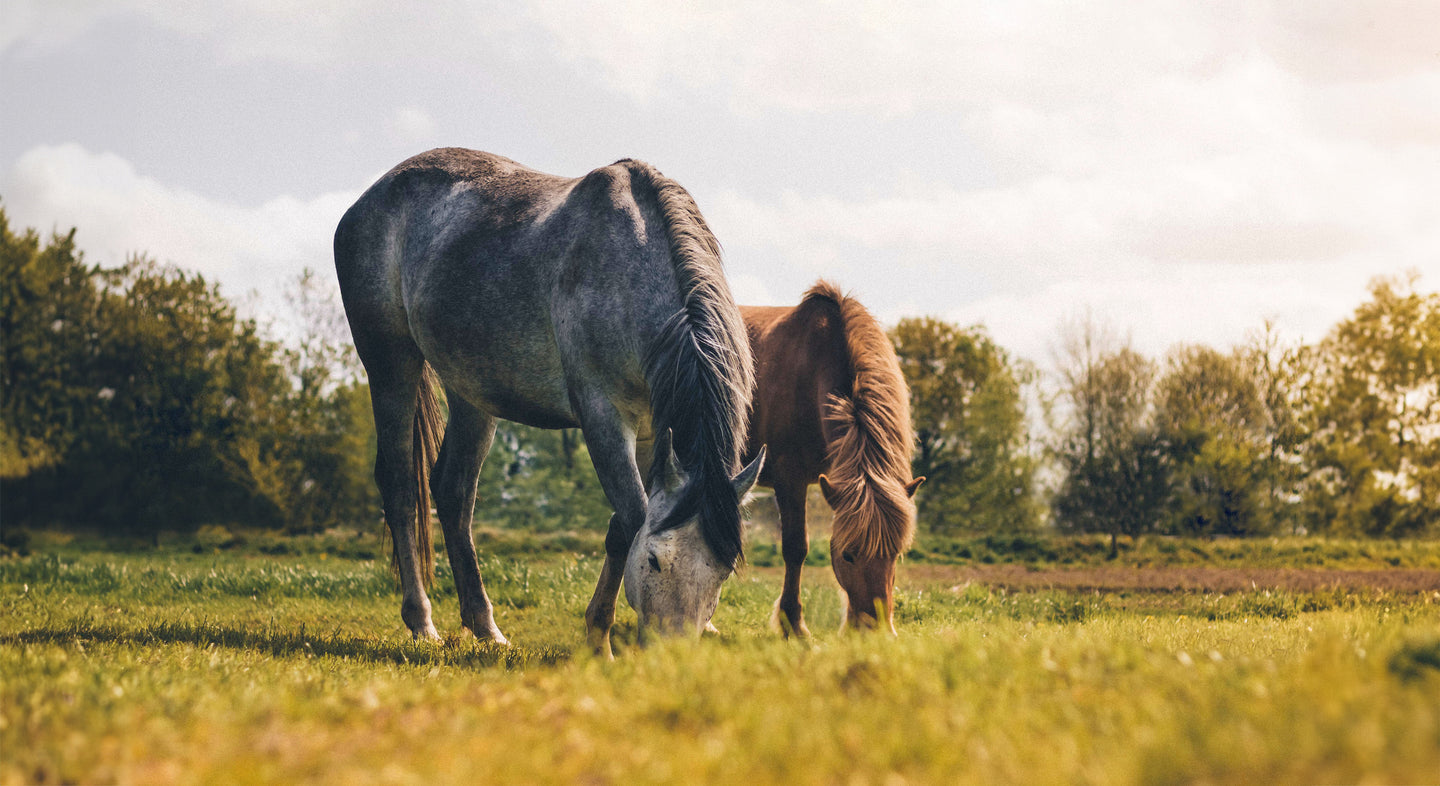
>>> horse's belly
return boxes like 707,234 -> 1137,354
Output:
425,339 -> 578,429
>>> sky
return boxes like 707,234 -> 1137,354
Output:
3,1 -> 1438,367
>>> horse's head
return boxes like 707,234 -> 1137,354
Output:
820,473 -> 925,635
625,431 -> 765,637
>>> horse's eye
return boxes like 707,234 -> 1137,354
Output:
841,551 -> 855,564
648,552 -> 662,572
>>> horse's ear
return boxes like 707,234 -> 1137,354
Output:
732,446 -> 765,498
817,474 -> 839,506
654,428 -> 683,490
905,477 -> 926,498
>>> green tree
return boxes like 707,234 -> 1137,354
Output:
268,268 -> 378,533
1242,321 -> 1310,534
1,237 -> 291,532
1051,320 -> 1168,552
0,212 -> 101,478
1299,274 -> 1440,537
890,317 -> 1040,534
1,213 -> 380,536
1154,344 -> 1267,535
474,423 -> 612,531
84,256 -> 296,531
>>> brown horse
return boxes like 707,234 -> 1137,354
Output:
742,281 -> 924,635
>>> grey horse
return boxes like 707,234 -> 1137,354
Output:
333,148 -> 764,656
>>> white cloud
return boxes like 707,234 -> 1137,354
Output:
0,1 -> 110,52
1,143 -> 359,318
2,0 -> 497,64
388,107 -> 437,144
726,272 -> 778,308
946,261 -> 1379,366
709,129 -> 1440,362
7,1 -> 1439,368
11,2 -> 1439,119
711,130 -> 1440,270
521,1 -> 1440,113
6,140 -> 1433,371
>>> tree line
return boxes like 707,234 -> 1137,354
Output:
896,274 -> 1439,541
1039,276 -> 1439,541
2,211 -> 1436,540
0,211 -> 614,538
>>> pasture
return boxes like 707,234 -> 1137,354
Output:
4,531 -> 1440,785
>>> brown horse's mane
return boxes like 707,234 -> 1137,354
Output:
805,281 -> 916,560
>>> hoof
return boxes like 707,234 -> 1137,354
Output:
473,627 -> 510,647
770,598 -> 810,639
401,596 -> 437,640
465,617 -> 510,646
462,606 -> 509,646
586,626 -> 615,661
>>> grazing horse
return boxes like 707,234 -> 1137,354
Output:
334,148 -> 764,655
742,282 -> 923,635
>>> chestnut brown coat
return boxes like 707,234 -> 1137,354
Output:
742,281 -> 923,635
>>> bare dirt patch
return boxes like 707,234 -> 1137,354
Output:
901,564 -> 1440,594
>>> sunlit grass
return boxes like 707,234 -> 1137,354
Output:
3,541 -> 1439,785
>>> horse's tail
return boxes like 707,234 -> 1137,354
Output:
623,160 -> 754,570
403,363 -> 444,587
804,280 -> 917,559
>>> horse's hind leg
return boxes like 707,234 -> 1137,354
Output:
368,350 -> 440,640
432,392 -> 508,644
772,481 -> 812,638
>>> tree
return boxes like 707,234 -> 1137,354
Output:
1154,344 -> 1267,535
1241,321 -> 1310,534
891,317 -> 1040,533
1299,273 -> 1440,537
1,234 -> 291,532
1,213 -> 380,536
267,268 -> 378,532
473,423 -> 613,531
0,212 -> 102,479
1051,318 -> 1168,552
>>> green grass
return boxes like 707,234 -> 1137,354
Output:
3,536 -> 1440,785
904,532 -> 1440,569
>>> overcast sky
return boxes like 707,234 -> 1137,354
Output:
3,1 -> 1438,366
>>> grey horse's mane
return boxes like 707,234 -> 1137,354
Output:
622,159 -> 754,570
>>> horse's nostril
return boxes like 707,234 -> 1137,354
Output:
648,552 -> 661,572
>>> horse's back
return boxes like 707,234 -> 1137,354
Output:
742,297 -> 851,480
334,148 -> 680,428
334,148 -> 567,324
336,148 -> 576,282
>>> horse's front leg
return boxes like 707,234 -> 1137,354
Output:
584,515 -> 642,658
433,393 -> 507,644
577,406 -> 647,659
772,481 -> 812,638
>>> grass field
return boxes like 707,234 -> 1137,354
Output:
3,530 -> 1440,785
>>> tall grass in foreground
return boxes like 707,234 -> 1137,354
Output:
3,545 -> 1439,785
